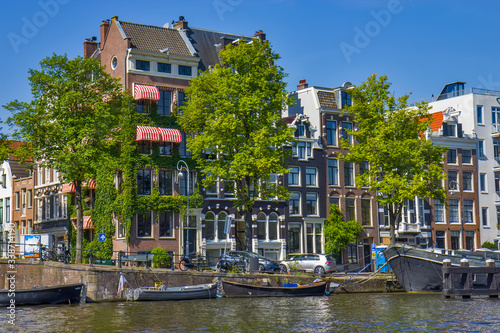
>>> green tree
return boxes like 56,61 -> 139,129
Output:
178,40 -> 294,252
4,54 -> 128,263
342,74 -> 446,245
324,204 -> 363,256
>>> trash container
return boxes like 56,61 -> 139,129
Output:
247,257 -> 259,272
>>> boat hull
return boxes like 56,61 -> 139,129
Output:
125,283 -> 217,301
0,283 -> 84,306
222,280 -> 327,297
384,244 -> 500,292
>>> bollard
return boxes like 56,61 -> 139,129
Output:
171,255 -> 175,271
63,244 -> 67,264
39,244 -> 43,262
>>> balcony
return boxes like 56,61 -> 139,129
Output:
397,222 -> 421,234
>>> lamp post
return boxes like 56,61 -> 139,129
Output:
449,180 -> 465,250
177,160 -> 190,257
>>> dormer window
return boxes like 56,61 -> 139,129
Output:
442,122 -> 462,137
296,125 -> 305,137
136,60 -> 150,71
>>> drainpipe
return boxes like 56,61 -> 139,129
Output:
124,48 -> 131,92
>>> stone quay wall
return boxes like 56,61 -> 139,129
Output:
0,259 -> 397,302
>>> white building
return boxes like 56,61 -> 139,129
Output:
418,82 -> 500,247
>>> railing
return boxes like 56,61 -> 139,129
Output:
397,222 -> 421,234
409,87 -> 500,106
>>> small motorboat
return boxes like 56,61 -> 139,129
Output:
221,280 -> 328,297
0,283 -> 85,306
125,283 -> 217,301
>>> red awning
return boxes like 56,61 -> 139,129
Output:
157,127 -> 182,143
134,84 -> 160,101
71,216 -> 94,230
61,180 -> 97,193
136,126 -> 182,143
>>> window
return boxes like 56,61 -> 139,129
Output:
434,199 -> 445,223
482,207 -> 488,227
435,230 -> 446,248
306,193 -> 318,215
493,106 -> 500,132
45,167 -> 51,184
178,65 -> 192,76
289,192 -> 300,215
0,199 -> 3,224
497,207 -> 500,228
27,190 -> 32,208
305,168 -> 317,187
15,192 -> 20,210
179,171 -> 194,196
450,230 -> 460,250
53,195 -> 59,218
447,149 -> 457,164
344,161 -> 354,186
328,159 -> 338,186
5,198 -> 10,223
296,125 -> 305,137
480,173 -> 487,192
137,211 -> 152,237
1,174 -> 6,188
342,122 -> 353,145
158,170 -> 172,196
465,231 -> 475,250
269,213 -> 278,240
462,149 -> 472,164
464,199 -> 474,223
361,199 -> 371,226
345,198 -> 355,221
444,123 -> 456,137
360,161 -> 369,175
257,212 -> 266,240
224,181 -> 235,199
136,100 -> 152,114
494,140 -> 500,163
288,166 -> 300,186
496,174 -> 500,193
478,140 -> 485,158
159,142 -> 172,156
330,196 -> 340,206
293,141 -> 306,159
117,219 -> 125,239
205,212 -> 215,240
477,105 -> 483,124
158,90 -> 172,116
448,170 -> 458,185
138,141 -> 151,154
136,60 -> 150,71
341,91 -> 352,107
463,172 -> 473,191
137,169 -> 152,195
326,120 -> 337,146
306,222 -> 322,253
158,62 -> 171,73
179,132 -> 191,157
217,212 -> 227,241
449,199 -> 459,223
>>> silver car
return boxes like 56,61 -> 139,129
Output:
279,253 -> 336,275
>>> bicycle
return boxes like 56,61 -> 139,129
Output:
179,256 -> 194,271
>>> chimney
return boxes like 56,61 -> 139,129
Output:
174,16 -> 188,30
83,38 -> 98,58
253,30 -> 266,41
297,79 -> 309,90
220,36 -> 235,49
100,19 -> 110,49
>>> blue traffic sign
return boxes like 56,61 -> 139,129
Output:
98,233 -> 106,242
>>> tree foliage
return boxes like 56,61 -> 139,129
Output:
178,40 -> 294,251
342,74 -> 446,245
324,204 -> 363,256
4,54 -> 129,262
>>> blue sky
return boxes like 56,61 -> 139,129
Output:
1,0 -> 499,133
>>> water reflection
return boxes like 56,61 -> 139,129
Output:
2,293 -> 500,332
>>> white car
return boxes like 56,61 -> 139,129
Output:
279,253 -> 336,275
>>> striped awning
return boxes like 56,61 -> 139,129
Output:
136,126 -> 182,143
61,180 -> 97,193
71,216 -> 94,230
134,84 -> 160,101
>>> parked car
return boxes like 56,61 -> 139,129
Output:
279,253 -> 336,275
216,251 -> 280,273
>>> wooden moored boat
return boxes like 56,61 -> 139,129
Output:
0,283 -> 85,306
125,283 -> 217,301
221,280 -> 328,297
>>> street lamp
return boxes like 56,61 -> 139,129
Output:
177,160 -> 190,257
448,180 -> 465,250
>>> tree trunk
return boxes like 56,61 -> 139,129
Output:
244,208 -> 253,252
74,181 -> 83,264
389,206 -> 396,246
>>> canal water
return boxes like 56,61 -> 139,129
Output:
2,293 -> 500,332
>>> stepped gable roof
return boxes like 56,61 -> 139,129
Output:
187,27 -> 253,71
119,21 -> 192,57
317,90 -> 337,109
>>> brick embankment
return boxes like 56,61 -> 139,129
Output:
0,260 -> 402,301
